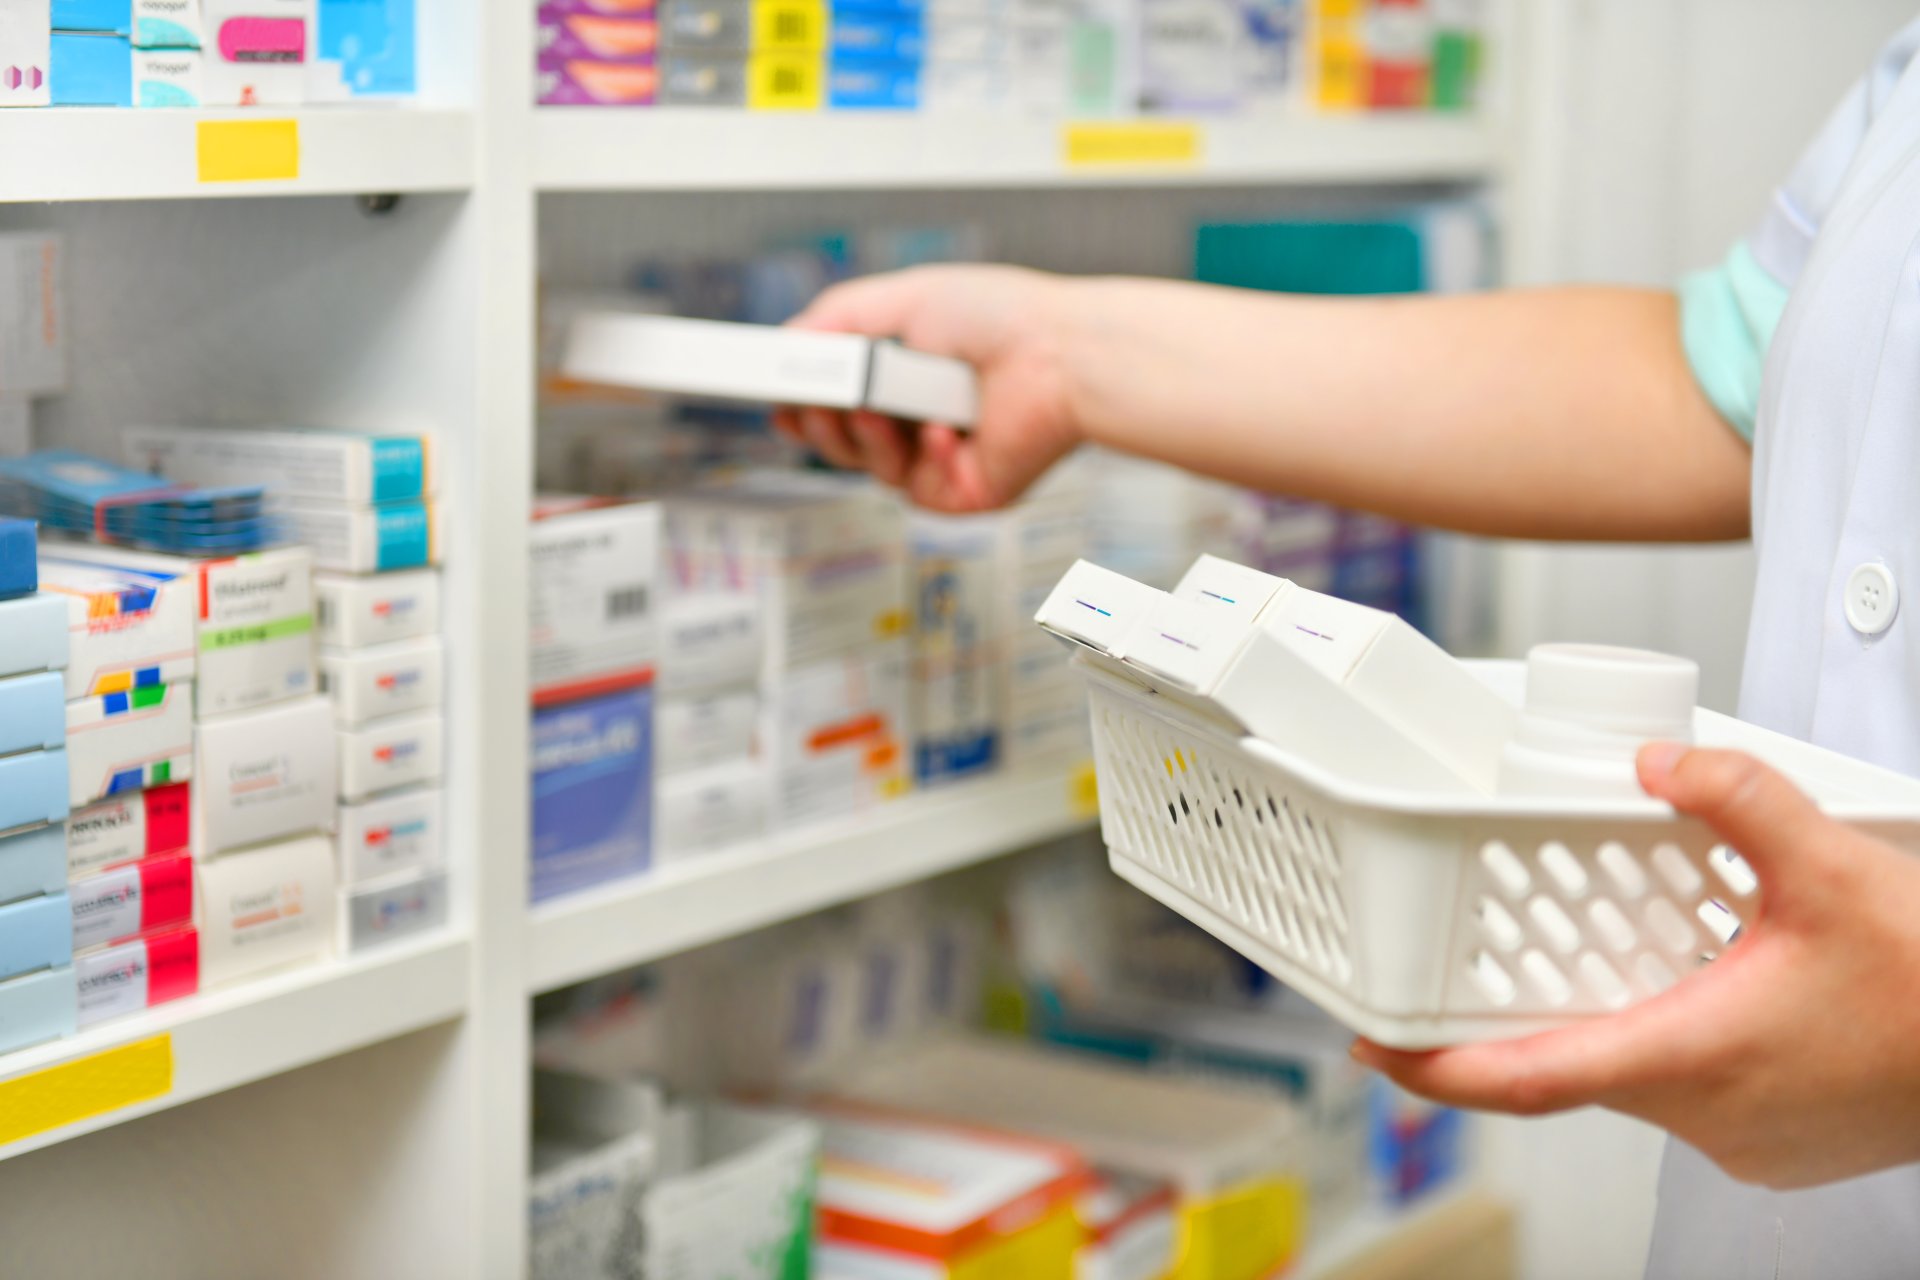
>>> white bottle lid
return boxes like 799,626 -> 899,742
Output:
1499,644 -> 1698,797
1522,644 -> 1698,740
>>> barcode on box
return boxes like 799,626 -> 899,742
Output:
606,586 -> 649,620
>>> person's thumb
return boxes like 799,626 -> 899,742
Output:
1637,745 -> 1842,899
789,271 -> 928,340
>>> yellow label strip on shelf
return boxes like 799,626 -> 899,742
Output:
1061,122 -> 1202,170
0,1035 -> 174,1147
197,120 -> 302,184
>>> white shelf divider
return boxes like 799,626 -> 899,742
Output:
528,767 -> 1093,992
0,934 -> 470,1163
533,110 -> 1500,192
0,108 -> 475,202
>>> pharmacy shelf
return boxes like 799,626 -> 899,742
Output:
0,933 -> 470,1163
532,110 -> 1500,191
0,108 -> 475,203
528,766 -> 1093,992
1297,1188 -> 1512,1280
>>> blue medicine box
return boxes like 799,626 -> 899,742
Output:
0,967 -> 78,1055
317,0 -> 417,96
50,33 -> 134,106
0,749 -> 70,833
0,672 -> 64,759
0,824 -> 68,908
531,682 -> 654,904
0,892 -> 74,984
828,56 -> 919,109
830,11 -> 924,59
0,519 -> 35,600
52,0 -> 132,34
0,595 -> 70,682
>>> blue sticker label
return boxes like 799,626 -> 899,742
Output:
369,438 -> 427,504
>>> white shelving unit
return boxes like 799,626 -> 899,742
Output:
0,0 -> 1545,1272
530,767 -> 1093,992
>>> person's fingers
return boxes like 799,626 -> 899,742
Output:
847,411 -> 912,488
789,272 -> 929,339
1637,745 -> 1842,888
797,407 -> 865,471
901,426 -> 988,513
770,407 -> 804,445
1353,967 -> 1738,1115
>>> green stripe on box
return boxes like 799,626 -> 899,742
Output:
132,685 -> 166,710
200,613 -> 315,652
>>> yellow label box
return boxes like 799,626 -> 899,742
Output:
197,119 -> 301,184
0,1035 -> 174,1148
752,0 -> 827,51
1062,121 -> 1201,169
748,52 -> 824,110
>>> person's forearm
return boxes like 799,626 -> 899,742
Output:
1057,278 -> 1750,541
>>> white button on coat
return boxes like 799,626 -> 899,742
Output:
1844,563 -> 1898,635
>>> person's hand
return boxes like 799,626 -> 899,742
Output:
778,265 -> 1083,513
1355,744 -> 1920,1191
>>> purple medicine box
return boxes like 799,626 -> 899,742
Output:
530,681 -> 654,902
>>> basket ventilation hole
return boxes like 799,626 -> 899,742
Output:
1586,899 -> 1638,954
1696,898 -> 1741,946
1643,898 -> 1697,954
1538,842 -> 1588,898
1635,952 -> 1678,994
1527,896 -> 1583,955
1651,843 -> 1702,897
1479,841 -> 1530,898
1469,950 -> 1517,1006
1475,897 -> 1524,952
1597,842 -> 1647,899
1577,954 -> 1631,1008
1520,950 -> 1573,1007
1708,845 -> 1759,897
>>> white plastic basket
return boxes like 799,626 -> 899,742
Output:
1081,656 -> 1920,1048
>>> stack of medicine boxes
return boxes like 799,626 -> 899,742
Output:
538,0 -> 661,108
665,472 -> 911,834
654,504 -> 764,864
46,536 -> 338,994
922,0 -> 1005,110
48,0 -> 206,108
528,494 -> 660,902
828,0 -> 922,109
121,426 -> 446,957
39,538 -> 198,1030
905,478 -> 1090,783
0,519 -> 77,1052
657,0 -> 827,109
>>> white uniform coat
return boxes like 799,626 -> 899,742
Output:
1645,16 -> 1920,1280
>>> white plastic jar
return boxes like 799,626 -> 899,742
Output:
1498,643 -> 1700,797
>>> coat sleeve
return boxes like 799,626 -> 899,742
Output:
1678,15 -> 1920,442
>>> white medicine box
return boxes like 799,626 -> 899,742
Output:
530,498 -> 660,704
665,474 -> 908,675
318,635 -> 444,726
